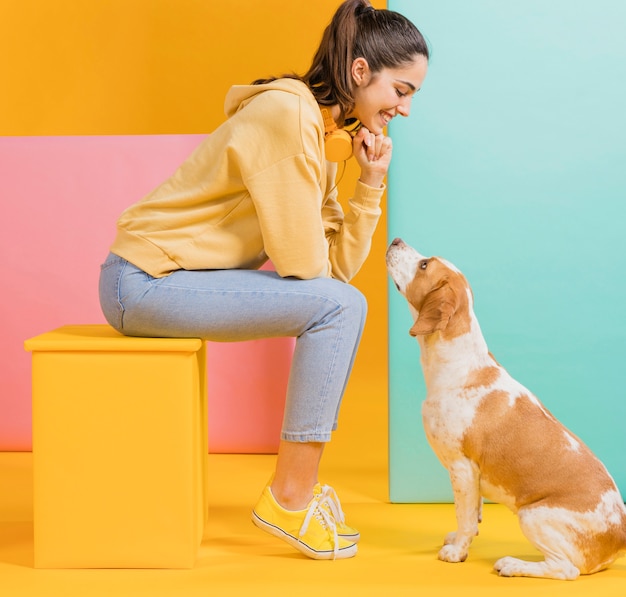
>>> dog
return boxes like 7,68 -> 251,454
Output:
385,237 -> 626,580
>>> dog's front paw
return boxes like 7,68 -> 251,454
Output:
438,544 -> 468,563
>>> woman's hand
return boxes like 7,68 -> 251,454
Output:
352,126 -> 393,188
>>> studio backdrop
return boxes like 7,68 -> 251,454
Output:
387,0 -> 626,501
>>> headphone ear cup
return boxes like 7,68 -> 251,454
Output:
324,129 -> 353,162
319,106 -> 354,162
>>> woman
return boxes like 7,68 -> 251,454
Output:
99,0 -> 429,560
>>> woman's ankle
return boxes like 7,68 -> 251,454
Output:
269,482 -> 315,511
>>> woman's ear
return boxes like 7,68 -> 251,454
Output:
351,57 -> 371,87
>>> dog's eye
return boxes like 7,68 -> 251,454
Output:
419,260 -> 429,270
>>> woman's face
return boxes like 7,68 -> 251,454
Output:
349,55 -> 428,134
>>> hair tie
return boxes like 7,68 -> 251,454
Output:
357,4 -> 376,17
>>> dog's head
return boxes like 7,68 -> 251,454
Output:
386,238 -> 472,338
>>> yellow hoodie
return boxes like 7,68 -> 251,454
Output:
110,78 -> 384,282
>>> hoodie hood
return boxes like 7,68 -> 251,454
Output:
224,78 -> 313,118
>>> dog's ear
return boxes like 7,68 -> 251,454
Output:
409,282 -> 458,336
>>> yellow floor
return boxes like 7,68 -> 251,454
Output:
1,452 -> 625,597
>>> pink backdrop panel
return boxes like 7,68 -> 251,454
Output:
1,136 -> 292,453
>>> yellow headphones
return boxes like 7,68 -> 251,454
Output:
320,106 -> 361,162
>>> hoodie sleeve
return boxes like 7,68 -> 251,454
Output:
322,179 -> 384,283
247,155 -> 384,283
245,152 -> 331,279
233,82 -> 383,282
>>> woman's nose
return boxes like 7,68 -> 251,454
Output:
397,98 -> 411,117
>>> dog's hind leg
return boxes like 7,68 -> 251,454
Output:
493,508 -> 580,580
438,458 -> 481,563
494,555 -> 579,580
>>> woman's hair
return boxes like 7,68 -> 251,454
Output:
253,0 -> 429,122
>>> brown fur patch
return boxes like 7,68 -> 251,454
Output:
579,520 -> 626,573
462,392 -> 617,513
466,366 -> 500,390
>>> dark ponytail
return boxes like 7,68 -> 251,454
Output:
253,1 -> 429,123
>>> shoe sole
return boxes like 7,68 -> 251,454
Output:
251,510 -> 358,560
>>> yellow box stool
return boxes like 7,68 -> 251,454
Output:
24,324 -> 208,569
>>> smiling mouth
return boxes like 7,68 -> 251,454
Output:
381,111 -> 393,125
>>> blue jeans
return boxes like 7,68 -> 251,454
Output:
98,253 -> 367,442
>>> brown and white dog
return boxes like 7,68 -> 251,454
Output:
386,237 -> 626,580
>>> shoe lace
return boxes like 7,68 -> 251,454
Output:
299,495 -> 340,559
316,484 -> 346,525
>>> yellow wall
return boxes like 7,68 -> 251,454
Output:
1,0 -> 383,135
1,0 -> 388,460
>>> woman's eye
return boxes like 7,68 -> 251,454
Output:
395,89 -> 407,98
419,260 -> 428,270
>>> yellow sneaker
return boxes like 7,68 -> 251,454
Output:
314,484 -> 360,543
252,485 -> 357,560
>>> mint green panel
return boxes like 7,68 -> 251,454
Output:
387,0 -> 626,502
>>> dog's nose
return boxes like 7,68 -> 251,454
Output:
390,237 -> 403,246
